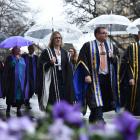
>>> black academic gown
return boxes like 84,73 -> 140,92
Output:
120,42 -> 140,115
36,47 -> 74,109
22,54 -> 38,99
3,55 -> 26,106
73,40 -> 119,114
0,61 -> 4,98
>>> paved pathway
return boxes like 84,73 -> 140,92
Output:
0,95 -> 139,122
0,95 -> 117,122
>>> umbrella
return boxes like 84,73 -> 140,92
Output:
131,18 -> 140,30
85,14 -> 132,35
0,36 -> 33,48
126,25 -> 139,35
24,20 -> 83,49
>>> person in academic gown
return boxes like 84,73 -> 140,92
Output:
0,61 -> 4,98
120,31 -> 140,116
3,47 -> 26,117
36,31 -> 75,111
73,27 -> 120,123
22,44 -> 38,109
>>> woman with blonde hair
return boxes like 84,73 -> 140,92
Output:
37,31 -> 75,111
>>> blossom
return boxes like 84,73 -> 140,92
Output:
8,117 -> 35,134
52,101 -> 82,125
113,111 -> 140,140
48,119 -> 74,140
0,120 -> 8,131
79,133 -> 89,140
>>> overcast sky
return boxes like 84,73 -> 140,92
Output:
28,0 -> 65,24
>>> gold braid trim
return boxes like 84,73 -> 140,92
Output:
132,42 -> 138,111
130,43 -> 135,110
76,60 -> 90,74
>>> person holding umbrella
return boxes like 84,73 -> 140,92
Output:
3,46 -> 26,117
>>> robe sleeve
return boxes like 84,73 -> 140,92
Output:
73,42 -> 91,114
36,49 -> 54,100
39,49 -> 54,72
125,46 -> 133,80
77,42 -> 91,77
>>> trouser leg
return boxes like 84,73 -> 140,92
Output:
6,105 -> 11,117
89,107 -> 104,123
25,99 -> 32,109
17,105 -> 22,117
16,101 -> 22,117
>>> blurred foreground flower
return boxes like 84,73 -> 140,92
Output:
0,117 -> 35,140
113,111 -> 140,140
48,119 -> 74,140
52,101 -> 82,125
0,101 -> 140,140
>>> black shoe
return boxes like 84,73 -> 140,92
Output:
6,111 -> 10,118
17,110 -> 22,117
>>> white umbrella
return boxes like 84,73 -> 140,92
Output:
24,21 -> 83,49
85,14 -> 132,35
74,32 -> 95,52
131,18 -> 140,31
126,25 -> 139,35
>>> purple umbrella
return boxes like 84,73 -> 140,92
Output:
0,36 -> 33,48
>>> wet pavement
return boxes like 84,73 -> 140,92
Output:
0,95 -> 139,123
0,95 -> 45,120
0,95 -> 117,123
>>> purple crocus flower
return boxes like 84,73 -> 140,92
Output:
0,120 -> 8,132
52,101 -> 73,119
48,119 -> 74,140
79,133 -> 89,140
7,116 -> 35,138
113,111 -> 140,140
8,117 -> 22,132
0,131 -> 19,140
52,101 -> 82,125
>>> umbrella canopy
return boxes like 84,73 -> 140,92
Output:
131,18 -> 140,30
0,36 -> 33,48
126,25 -> 139,35
24,21 -> 83,48
85,14 -> 132,35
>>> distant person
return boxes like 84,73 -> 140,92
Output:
68,47 -> 78,73
120,31 -> 140,115
37,31 -> 75,111
0,60 -> 4,98
3,47 -> 26,117
22,44 -> 38,109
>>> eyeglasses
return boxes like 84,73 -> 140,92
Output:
99,32 -> 108,35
